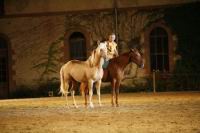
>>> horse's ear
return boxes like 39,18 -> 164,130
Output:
97,40 -> 100,45
131,48 -> 135,52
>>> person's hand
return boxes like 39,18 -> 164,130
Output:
114,51 -> 119,57
106,58 -> 110,61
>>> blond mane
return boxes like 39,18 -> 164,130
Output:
88,42 -> 107,67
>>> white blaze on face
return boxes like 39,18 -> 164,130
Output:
98,42 -> 107,52
98,42 -> 106,49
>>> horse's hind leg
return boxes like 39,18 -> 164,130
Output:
95,80 -> 102,107
71,81 -> 78,108
64,82 -> 70,108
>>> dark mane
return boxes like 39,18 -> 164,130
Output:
110,51 -> 130,62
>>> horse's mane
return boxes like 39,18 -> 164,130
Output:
87,50 -> 96,67
110,51 -> 130,62
87,42 -> 107,67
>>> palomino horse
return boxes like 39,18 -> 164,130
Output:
81,48 -> 144,107
60,42 -> 107,108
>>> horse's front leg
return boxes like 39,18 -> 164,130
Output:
88,80 -> 94,108
95,80 -> 102,107
80,83 -> 88,107
115,80 -> 121,107
111,79 -> 116,107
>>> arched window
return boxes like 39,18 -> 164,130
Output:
0,37 -> 9,98
150,27 -> 169,72
0,0 -> 4,16
69,32 -> 87,61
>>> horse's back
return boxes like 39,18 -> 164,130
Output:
102,60 -> 124,82
70,60 -> 87,65
63,60 -> 88,69
61,60 -> 91,82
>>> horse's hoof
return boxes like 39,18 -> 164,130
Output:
116,104 -> 119,107
72,103 -> 78,108
98,102 -> 102,107
65,105 -> 70,109
111,103 -> 115,107
89,103 -> 94,108
84,104 -> 88,108
90,105 -> 94,108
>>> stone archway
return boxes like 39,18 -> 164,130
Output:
143,20 -> 175,75
69,32 -> 87,61
149,27 -> 169,72
63,28 -> 91,62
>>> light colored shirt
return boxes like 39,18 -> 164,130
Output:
106,41 -> 118,59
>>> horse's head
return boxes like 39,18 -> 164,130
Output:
129,48 -> 144,68
89,42 -> 108,67
96,42 -> 108,59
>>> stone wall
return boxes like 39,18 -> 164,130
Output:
0,7 -> 174,91
66,10 -> 161,66
0,15 -> 65,90
0,8 -> 161,90
64,9 -> 162,87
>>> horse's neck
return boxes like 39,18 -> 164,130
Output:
114,53 -> 130,70
98,57 -> 104,69
87,54 -> 104,69
94,56 -> 104,69
86,56 -> 93,66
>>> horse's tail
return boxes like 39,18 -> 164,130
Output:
59,66 -> 67,96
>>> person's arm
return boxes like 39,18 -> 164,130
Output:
114,43 -> 119,57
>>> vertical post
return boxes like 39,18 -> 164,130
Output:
153,70 -> 156,93
113,0 -> 118,44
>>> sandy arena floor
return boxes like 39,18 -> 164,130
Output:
0,92 -> 200,133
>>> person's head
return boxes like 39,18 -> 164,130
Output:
108,33 -> 116,42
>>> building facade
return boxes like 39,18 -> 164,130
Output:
0,0 -> 198,98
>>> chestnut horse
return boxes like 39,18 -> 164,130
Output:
81,48 -> 144,107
